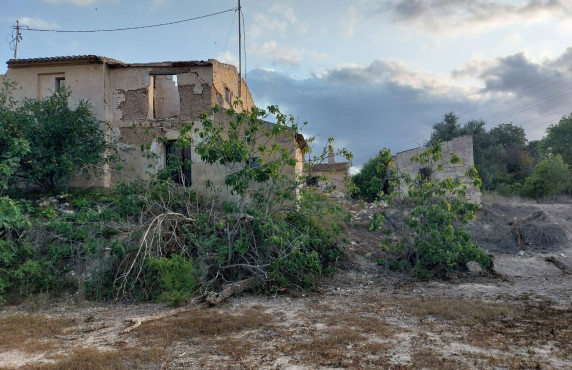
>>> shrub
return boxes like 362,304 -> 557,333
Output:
522,155 -> 571,199
350,149 -> 394,201
0,86 -> 117,191
377,142 -> 491,278
144,255 -> 198,306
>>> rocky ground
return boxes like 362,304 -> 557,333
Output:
1,196 -> 571,369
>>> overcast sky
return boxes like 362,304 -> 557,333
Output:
1,0 -> 572,169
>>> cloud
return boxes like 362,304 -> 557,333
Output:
248,49 -> 572,166
217,51 -> 239,67
375,0 -> 571,34
249,4 -> 307,39
250,41 -> 328,68
343,6 -> 359,39
41,0 -> 98,5
150,0 -> 168,9
248,62 -> 469,166
18,17 -> 59,30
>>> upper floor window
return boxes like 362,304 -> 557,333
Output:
55,77 -> 65,91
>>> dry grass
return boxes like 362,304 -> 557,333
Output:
24,347 -> 167,369
322,311 -> 396,336
282,327 -> 367,367
398,297 -> 516,325
0,315 -> 75,352
134,308 -> 273,346
411,349 -> 472,369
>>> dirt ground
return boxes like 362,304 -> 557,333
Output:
1,196 -> 571,369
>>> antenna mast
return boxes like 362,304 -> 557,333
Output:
14,20 -> 21,59
238,0 -> 242,98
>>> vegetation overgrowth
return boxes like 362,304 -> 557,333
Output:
5,81 -> 570,305
0,84 -> 351,305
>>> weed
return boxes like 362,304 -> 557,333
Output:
134,308 -> 273,346
29,347 -> 167,369
0,315 -> 75,352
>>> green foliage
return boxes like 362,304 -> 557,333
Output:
0,85 -> 116,191
377,142 -> 491,278
522,155 -> 571,199
544,114 -> 572,167
429,113 -> 534,191
144,255 -> 198,306
350,149 -> 394,201
0,100 -> 349,303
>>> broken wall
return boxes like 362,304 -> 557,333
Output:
212,60 -> 254,111
392,136 -> 481,204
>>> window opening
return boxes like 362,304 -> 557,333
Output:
246,157 -> 261,168
152,74 -> 180,119
55,77 -> 65,90
419,167 -> 432,182
306,176 -> 318,187
165,142 -> 192,186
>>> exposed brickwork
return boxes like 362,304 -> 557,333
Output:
116,88 -> 148,122
178,84 -> 212,121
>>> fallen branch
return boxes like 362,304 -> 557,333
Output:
121,277 -> 260,334
122,306 -> 194,334
203,277 -> 260,306
545,256 -> 571,274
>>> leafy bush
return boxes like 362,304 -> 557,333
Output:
0,86 -> 116,191
522,155 -> 571,199
376,142 -> 491,278
144,255 -> 198,306
350,149 -> 394,201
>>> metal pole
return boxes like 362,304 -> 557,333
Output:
238,0 -> 242,98
14,20 -> 20,59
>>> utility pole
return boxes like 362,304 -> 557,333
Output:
14,20 -> 21,59
238,0 -> 242,98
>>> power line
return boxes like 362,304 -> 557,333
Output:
14,8 -> 236,33
485,89 -> 572,127
457,73 -> 563,117
222,9 -> 237,55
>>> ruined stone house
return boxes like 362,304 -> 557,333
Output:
392,136 -> 481,204
308,152 -> 350,193
1,55 -> 305,201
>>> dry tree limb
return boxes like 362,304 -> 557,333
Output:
545,256 -> 571,274
121,277 -> 260,334
203,277 -> 260,306
116,212 -> 195,298
121,305 -> 194,334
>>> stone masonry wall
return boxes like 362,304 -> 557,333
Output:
392,136 -> 481,204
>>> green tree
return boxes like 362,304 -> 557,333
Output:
0,87 -> 115,191
429,113 -> 533,191
544,114 -> 572,167
429,112 -> 463,143
377,142 -> 490,278
522,155 -> 571,199
350,148 -> 394,201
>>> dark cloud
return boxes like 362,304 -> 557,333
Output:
248,63 -> 471,166
247,50 -> 572,167
457,51 -> 572,120
377,0 -> 570,31
479,53 -> 546,92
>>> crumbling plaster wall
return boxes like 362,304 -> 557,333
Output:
4,64 -> 106,120
392,136 -> 481,204
212,60 -> 254,111
108,65 -> 215,183
313,168 -> 349,193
